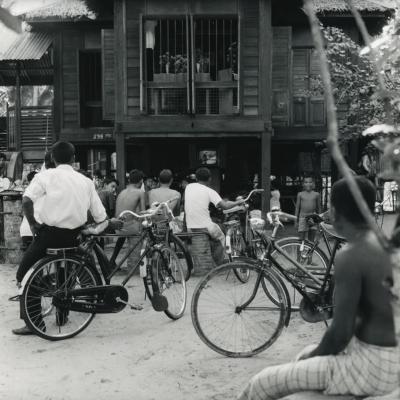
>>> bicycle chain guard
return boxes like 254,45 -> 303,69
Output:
299,295 -> 333,323
52,285 -> 129,314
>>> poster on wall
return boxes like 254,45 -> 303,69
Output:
199,150 -> 217,165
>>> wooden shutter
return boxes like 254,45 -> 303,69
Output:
309,49 -> 325,126
272,27 -> 292,126
292,48 -> 308,126
101,29 -> 115,120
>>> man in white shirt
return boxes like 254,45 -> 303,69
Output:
184,167 -> 244,265
13,141 -> 109,335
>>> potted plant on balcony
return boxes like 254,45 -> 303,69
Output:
195,49 -> 210,82
172,54 -> 188,82
154,52 -> 175,82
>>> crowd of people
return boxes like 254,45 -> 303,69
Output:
5,140 -> 399,399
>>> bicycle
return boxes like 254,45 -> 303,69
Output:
191,211 -> 335,357
20,200 -> 187,341
223,188 -> 265,282
374,192 -> 393,228
108,205 -> 193,281
272,213 -> 346,308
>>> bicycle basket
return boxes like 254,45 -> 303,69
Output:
250,217 -> 266,231
152,220 -> 170,241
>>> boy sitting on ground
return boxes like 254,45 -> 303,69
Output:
238,176 -> 399,400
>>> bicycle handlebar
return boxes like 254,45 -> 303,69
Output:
118,197 -> 179,220
241,189 -> 264,203
223,189 -> 264,215
267,211 -> 297,225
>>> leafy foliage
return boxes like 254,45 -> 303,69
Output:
0,85 -> 53,116
310,18 -> 400,140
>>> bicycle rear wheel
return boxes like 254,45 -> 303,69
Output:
22,255 -> 102,341
191,261 -> 288,357
151,246 -> 187,320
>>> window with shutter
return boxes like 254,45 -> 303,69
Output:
79,50 -> 111,128
291,48 -> 325,127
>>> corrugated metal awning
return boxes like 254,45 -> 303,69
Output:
0,31 -> 53,61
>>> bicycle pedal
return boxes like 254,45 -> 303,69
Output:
116,297 -> 143,311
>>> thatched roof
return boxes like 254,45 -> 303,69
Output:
21,0 -> 397,21
312,0 -> 397,13
24,0 -> 97,21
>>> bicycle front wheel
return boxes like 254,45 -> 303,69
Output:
272,238 -> 329,308
191,262 -> 288,357
22,255 -> 102,341
151,246 -> 187,320
167,233 -> 193,281
228,228 -> 250,283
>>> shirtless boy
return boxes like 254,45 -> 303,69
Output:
295,175 -> 321,242
238,176 -> 398,400
110,169 -> 146,267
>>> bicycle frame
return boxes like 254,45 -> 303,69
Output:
263,224 -> 334,304
82,226 -> 158,287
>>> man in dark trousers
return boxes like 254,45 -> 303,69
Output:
12,141 -> 109,335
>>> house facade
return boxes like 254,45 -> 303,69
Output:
2,0 -> 394,210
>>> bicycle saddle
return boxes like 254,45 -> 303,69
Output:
321,222 -> 346,241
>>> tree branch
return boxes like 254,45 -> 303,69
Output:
303,0 -> 390,251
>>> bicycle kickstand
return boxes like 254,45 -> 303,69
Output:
116,297 -> 144,311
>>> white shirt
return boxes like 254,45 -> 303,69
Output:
20,197 -> 44,237
24,164 -> 107,229
184,182 -> 222,229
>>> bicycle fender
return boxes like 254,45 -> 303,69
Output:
270,267 -> 292,327
19,267 -> 35,294
19,255 -> 58,294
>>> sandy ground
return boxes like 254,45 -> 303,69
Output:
0,264 -> 327,400
0,215 -> 396,400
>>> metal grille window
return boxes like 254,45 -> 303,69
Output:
144,18 -> 189,115
142,16 -> 239,115
192,17 -> 239,115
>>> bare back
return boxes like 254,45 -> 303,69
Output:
116,186 -> 145,218
336,232 -> 396,347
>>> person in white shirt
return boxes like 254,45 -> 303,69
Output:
12,141 -> 110,336
19,171 -> 39,249
184,167 -> 244,265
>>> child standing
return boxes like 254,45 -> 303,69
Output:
295,175 -> 321,242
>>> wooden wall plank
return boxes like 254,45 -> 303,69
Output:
115,0 -> 129,119
241,0 -> 260,116
102,29 -> 115,120
61,30 -> 82,129
271,26 -> 292,127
